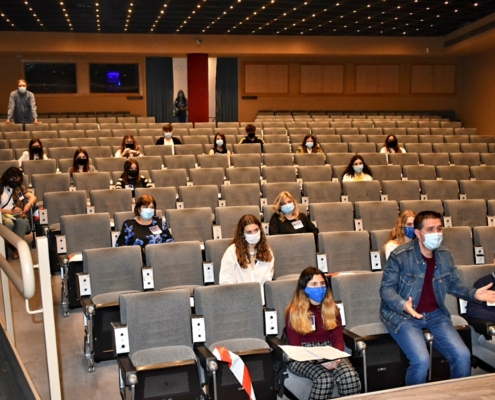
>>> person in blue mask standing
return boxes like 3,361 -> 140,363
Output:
116,194 -> 174,262
380,210 -> 495,386
6,80 -> 38,126
269,191 -> 319,247
285,267 -> 362,398
384,210 -> 416,260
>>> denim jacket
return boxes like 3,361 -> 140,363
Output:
380,239 -> 477,333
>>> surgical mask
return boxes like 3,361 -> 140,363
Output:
404,226 -> 415,239
305,142 -> 314,149
245,232 -> 261,245
281,203 -> 295,214
248,132 -> 256,139
216,139 -> 224,147
18,87 -> 26,94
128,169 -> 138,179
179,93 -> 183,98
304,286 -> 327,304
140,208 -> 154,220
422,232 -> 443,251
125,143 -> 135,149
388,139 -> 398,148
164,132 -> 172,139
353,165 -> 364,173
76,158 -> 88,166
31,147 -> 41,155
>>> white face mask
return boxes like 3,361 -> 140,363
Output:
164,132 -> 172,139
422,232 -> 443,250
245,232 -> 261,245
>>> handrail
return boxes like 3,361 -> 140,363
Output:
0,223 -> 35,300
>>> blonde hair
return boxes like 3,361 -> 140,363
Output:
272,191 -> 300,222
286,267 -> 339,334
387,210 -> 417,244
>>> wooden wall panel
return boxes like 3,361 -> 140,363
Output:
355,65 -> 399,93
300,65 -> 344,93
411,65 -> 456,93
245,64 -> 289,93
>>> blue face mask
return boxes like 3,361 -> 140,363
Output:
304,286 -> 327,304
404,226 -> 415,239
353,165 -> 364,173
140,208 -> 154,220
422,232 -> 443,251
280,202 -> 295,214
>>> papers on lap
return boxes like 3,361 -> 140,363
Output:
280,345 -> 350,362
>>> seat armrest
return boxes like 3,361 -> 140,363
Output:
194,343 -> 217,371
80,296 -> 95,315
343,328 -> 365,352
117,354 -> 137,386
463,315 -> 495,340
266,336 -> 287,362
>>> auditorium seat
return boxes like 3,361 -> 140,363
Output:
142,144 -> 173,157
262,182 -> 301,204
435,165 -> 471,181
461,143 -> 488,153
341,134 -> 367,143
303,181 -> 341,204
399,199 -> 444,215
319,231 -> 372,273
179,185 -> 219,213
166,207 -> 213,243
469,165 -> 495,180
421,180 -> 459,201
309,202 -> 354,232
163,155 -> 196,177
151,169 -> 187,193
262,166 -> 297,183
135,187 -> 176,212
298,165 -> 333,182
355,201 -> 399,231
231,154 -> 262,168
443,199 -> 487,228
215,205 -> 260,239
69,137 -> 98,148
449,153 -> 481,167
382,180 -> 421,201
31,172 -> 71,205
405,143 -> 433,153
402,165 -> 436,181
262,153 -> 293,167
419,153 -> 450,166
418,134 -> 444,144
388,153 -> 420,166
470,135 -> 494,144
263,143 -> 291,154
90,189 -> 133,220
326,152 -> 354,166
445,135 -> 469,144
94,157 -> 126,172
459,180 -> 495,201
433,143 -> 460,153
342,180 -> 381,203
442,226 -> 475,266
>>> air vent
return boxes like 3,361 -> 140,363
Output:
445,20 -> 495,47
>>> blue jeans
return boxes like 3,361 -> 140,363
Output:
388,308 -> 471,386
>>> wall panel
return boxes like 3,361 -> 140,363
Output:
411,65 -> 456,94
355,65 -> 399,94
245,64 -> 289,93
300,65 -> 344,93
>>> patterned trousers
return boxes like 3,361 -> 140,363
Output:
288,358 -> 361,399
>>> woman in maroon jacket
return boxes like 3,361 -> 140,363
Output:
285,267 -> 361,399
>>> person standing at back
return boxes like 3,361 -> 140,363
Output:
174,90 -> 188,123
6,79 -> 38,125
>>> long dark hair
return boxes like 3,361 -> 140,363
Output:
71,148 -> 90,173
342,155 -> 373,178
232,214 -> 272,269
175,90 -> 187,102
301,134 -> 321,154
213,133 -> 227,154
383,135 -> 402,153
28,138 -> 44,160
1,167 -> 23,187
121,159 -> 141,185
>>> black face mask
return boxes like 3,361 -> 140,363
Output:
31,147 -> 41,155
9,180 -> 19,188
387,140 -> 398,148
128,170 -> 139,179
248,132 -> 256,139
125,143 -> 135,150
76,158 -> 88,166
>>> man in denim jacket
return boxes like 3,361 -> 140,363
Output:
380,210 -> 495,386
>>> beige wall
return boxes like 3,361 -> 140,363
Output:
459,48 -> 495,135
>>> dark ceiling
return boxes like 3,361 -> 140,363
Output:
0,0 -> 494,37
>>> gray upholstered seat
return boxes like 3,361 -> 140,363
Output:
151,169 -> 187,192
43,190 -> 87,231
354,201 -> 399,231
72,172 -> 111,197
165,207 -> 213,243
442,227 -> 475,266
443,199 -> 487,228
90,189 -> 133,218
31,173 -> 71,204
342,180 -> 381,203
299,165 -> 333,182
382,180 -> 420,201
189,167 -> 225,190
221,183 -> 261,207
262,182 -> 301,204
309,202 -> 354,232
268,233 -> 317,279
399,199 -> 444,215
262,166 -> 297,183
226,167 -> 260,184
263,153 -> 294,166
319,231 -> 371,273
402,165 -> 437,181
419,153 -> 450,166
179,185 -> 219,212
420,180 -> 459,201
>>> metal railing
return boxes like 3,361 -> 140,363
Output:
0,224 -> 61,400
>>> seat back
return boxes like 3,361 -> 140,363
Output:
262,182 -> 301,204
263,153 -> 293,166
319,231 -> 371,273
382,180 -> 420,201
309,202 -> 354,232
294,153 -> 325,166
267,233 -> 316,279
120,289 -> 194,358
355,201 -> 399,231
60,213 -> 112,254
72,172 -> 111,196
264,279 -> 298,339
143,145 -> 173,157
230,154 -> 262,168
135,187 -> 176,212
331,272 -> 384,331
443,199 -> 487,228
221,183 -> 260,207
179,185 -> 218,212
421,180 -> 459,201
196,154 -> 229,171
450,153 -> 481,167
94,157 -> 126,172
473,227 -> 495,265
44,190 -> 87,228
342,180 -> 381,203
83,246 -> 143,298
388,153 -> 420,166
31,173 -> 71,202
189,168 -> 224,190
146,241 -> 204,288
302,181 -> 341,204
460,180 -> 495,202
399,199 -> 444,215
226,167 -> 260,185
370,229 -> 391,271
298,166 -> 333,182
151,169 -> 187,192
262,166 -> 297,183
442,227 -> 474,266
194,283 -> 264,348
165,208 -> 213,243
22,160 -> 57,183
402,165 -> 437,181
436,166 -> 470,181
90,189 -> 133,217
204,238 -> 233,284
419,153 -> 450,166
215,206 -> 260,239
163,155 -> 196,175
470,165 -> 495,180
